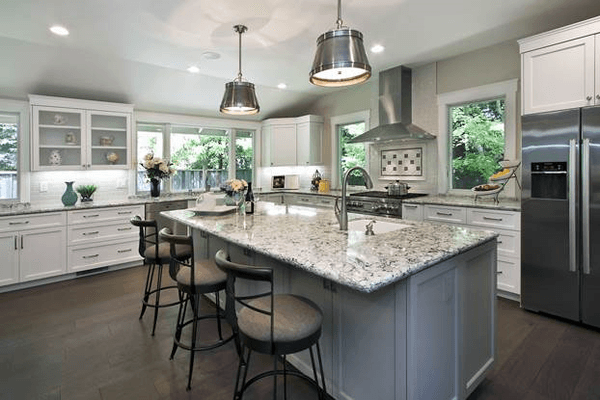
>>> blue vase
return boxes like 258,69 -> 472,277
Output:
61,181 -> 78,206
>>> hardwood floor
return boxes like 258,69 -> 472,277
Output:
1,265 -> 599,400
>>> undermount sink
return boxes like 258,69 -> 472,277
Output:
347,219 -> 411,234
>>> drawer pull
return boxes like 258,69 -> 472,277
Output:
83,254 -> 99,259
9,221 -> 29,225
497,240 -> 503,244
436,212 -> 453,216
83,214 -> 100,218
21,235 -> 24,249
496,271 -> 503,275
117,227 -> 132,231
118,248 -> 132,253
117,211 -> 132,215
321,200 -> 331,204
301,198 -> 310,202
83,231 -> 100,236
14,235 -> 18,250
404,205 -> 418,209
483,216 -> 503,221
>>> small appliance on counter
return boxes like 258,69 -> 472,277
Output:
271,174 -> 300,190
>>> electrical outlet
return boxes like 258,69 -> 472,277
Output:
39,182 -> 48,192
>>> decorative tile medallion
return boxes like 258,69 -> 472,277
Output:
381,148 -> 422,176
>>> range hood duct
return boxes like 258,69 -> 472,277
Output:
349,65 -> 435,143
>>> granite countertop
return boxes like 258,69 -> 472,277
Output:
0,193 -> 200,217
402,194 -> 521,212
161,202 -> 498,293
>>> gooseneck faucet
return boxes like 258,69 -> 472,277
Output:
335,166 -> 374,230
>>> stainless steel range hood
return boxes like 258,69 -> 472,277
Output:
349,65 -> 435,143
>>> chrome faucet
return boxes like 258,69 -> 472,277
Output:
335,166 -> 374,230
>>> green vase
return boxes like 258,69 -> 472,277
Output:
61,181 -> 78,206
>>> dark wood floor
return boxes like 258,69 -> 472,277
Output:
1,266 -> 599,400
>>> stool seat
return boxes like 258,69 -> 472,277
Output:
144,242 -> 192,263
175,260 -> 226,290
239,294 -> 322,343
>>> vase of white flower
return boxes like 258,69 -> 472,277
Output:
221,179 -> 247,211
140,153 -> 175,197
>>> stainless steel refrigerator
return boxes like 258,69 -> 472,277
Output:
522,106 -> 600,328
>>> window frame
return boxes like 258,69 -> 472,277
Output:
133,111 -> 260,194
0,99 -> 29,203
437,79 -> 518,196
330,110 -> 371,189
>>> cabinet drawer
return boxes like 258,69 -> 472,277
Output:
0,212 -> 66,232
68,239 -> 141,272
402,203 -> 423,221
295,195 -> 314,206
497,257 -> 520,295
68,220 -> 137,246
424,205 -> 467,224
68,205 -> 144,225
467,209 -> 520,230
145,200 -> 188,213
495,229 -> 520,259
314,196 -> 335,208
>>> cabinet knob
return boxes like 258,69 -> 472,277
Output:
587,96 -> 593,101
596,94 -> 600,100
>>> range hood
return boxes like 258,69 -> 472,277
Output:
349,65 -> 435,143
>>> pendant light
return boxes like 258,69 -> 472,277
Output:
220,25 -> 260,115
309,0 -> 371,87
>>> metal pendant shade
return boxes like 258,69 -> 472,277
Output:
220,25 -> 259,115
309,0 -> 371,87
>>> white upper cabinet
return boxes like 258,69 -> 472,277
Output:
261,115 -> 323,167
519,16 -> 600,115
29,95 -> 133,171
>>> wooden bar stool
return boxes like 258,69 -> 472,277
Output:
215,249 -> 327,400
130,215 -> 192,336
159,228 -> 235,391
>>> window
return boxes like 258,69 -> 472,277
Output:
339,121 -> 367,185
136,121 -> 254,193
437,79 -> 518,195
0,99 -> 27,203
330,110 -> 370,189
449,98 -> 505,189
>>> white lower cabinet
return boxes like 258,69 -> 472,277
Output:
67,204 -> 143,273
416,204 -> 521,297
282,193 -> 336,209
0,212 -> 67,286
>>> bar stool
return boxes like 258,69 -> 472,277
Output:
214,249 -> 327,400
130,216 -> 192,336
159,228 -> 235,391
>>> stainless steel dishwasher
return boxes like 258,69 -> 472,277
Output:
145,199 -> 189,235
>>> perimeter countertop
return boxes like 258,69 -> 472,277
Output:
161,202 -> 498,293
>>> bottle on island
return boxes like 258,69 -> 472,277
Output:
245,181 -> 255,214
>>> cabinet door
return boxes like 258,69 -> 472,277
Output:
270,124 -> 296,166
31,106 -> 86,170
522,36 -> 595,114
87,111 -> 131,169
0,232 -> 19,286
296,121 -> 323,165
19,227 -> 67,281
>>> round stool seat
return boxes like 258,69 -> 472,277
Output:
238,294 -> 323,354
176,259 -> 227,291
144,242 -> 192,263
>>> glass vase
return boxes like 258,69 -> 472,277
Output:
150,178 -> 161,197
61,181 -> 78,206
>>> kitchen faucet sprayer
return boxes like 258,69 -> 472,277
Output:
335,166 -> 373,230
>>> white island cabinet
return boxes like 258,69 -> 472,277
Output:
162,203 -> 497,400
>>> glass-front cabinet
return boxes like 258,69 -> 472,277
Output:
29,95 -> 133,171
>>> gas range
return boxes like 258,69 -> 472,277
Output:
346,191 -> 428,218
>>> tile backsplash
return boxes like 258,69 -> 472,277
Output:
29,170 -> 130,205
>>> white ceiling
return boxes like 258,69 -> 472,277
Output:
1,0 -> 600,119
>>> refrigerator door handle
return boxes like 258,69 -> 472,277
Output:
582,138 -> 591,275
569,139 -> 577,273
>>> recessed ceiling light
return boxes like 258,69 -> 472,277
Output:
50,25 -> 69,36
202,51 -> 221,60
370,44 -> 385,53
187,66 -> 200,73
277,83 -> 287,89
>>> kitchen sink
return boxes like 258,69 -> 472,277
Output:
347,219 -> 411,234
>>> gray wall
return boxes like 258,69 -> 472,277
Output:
306,40 -> 521,192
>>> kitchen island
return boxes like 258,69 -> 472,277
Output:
162,202 -> 498,400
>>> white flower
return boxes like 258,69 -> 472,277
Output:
159,163 -> 169,173
144,153 -> 153,161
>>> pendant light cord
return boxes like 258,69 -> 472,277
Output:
234,25 -> 247,82
336,0 -> 343,29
